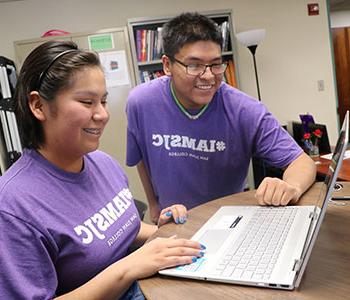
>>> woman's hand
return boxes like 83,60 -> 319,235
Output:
124,236 -> 205,279
157,204 -> 188,227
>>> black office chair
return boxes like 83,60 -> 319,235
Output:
128,199 -> 149,253
252,158 -> 284,189
252,125 -> 287,188
134,199 -> 148,221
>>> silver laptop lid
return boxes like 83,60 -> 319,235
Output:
294,110 -> 349,287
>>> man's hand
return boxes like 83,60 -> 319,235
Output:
255,177 -> 302,206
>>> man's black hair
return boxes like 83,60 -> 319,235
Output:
162,12 -> 223,58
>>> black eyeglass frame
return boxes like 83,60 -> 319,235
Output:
169,56 -> 228,76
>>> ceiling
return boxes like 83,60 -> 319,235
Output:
0,0 -> 24,2
1,0 -> 350,12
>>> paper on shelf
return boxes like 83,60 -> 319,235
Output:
321,149 -> 350,160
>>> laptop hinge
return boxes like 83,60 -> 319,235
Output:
309,211 -> 318,220
292,259 -> 302,272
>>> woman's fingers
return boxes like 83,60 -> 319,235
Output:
158,204 -> 188,226
127,236 -> 206,279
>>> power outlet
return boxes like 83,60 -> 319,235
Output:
317,80 -> 325,91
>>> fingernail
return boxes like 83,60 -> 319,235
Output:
192,257 -> 197,263
199,251 -> 205,257
165,211 -> 172,217
175,217 -> 179,224
200,244 -> 206,250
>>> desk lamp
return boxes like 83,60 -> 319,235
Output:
236,29 -> 266,101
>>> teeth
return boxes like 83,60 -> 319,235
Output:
197,85 -> 213,90
84,128 -> 101,135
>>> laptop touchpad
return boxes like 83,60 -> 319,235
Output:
198,229 -> 231,255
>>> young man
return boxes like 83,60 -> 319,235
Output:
126,12 -> 316,223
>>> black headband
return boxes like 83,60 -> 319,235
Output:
37,49 -> 78,91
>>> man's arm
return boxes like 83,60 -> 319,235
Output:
255,153 -> 316,206
137,160 -> 160,223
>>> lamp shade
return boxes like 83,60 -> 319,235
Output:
236,29 -> 266,47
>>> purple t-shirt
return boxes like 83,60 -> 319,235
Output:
126,76 -> 303,210
0,149 -> 141,299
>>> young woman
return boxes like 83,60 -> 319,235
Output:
0,40 -> 204,300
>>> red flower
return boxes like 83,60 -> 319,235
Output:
302,129 -> 323,152
303,133 -> 311,139
313,129 -> 323,138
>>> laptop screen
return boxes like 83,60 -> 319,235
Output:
295,111 -> 349,287
317,115 -> 348,214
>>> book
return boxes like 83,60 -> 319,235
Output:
139,69 -> 165,82
227,60 -> 237,88
140,29 -> 147,62
224,64 -> 232,86
136,29 -> 143,62
155,27 -> 163,59
142,70 -> 151,82
220,21 -> 230,51
152,29 -> 158,60
146,29 -> 151,62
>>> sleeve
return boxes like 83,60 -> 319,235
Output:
126,94 -> 143,166
252,108 -> 303,168
222,85 -> 302,169
0,211 -> 58,300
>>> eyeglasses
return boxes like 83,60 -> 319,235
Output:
169,57 -> 228,76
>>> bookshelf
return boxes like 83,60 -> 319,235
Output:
127,10 -> 239,86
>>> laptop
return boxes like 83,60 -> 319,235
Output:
160,111 -> 349,290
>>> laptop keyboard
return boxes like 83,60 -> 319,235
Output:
210,206 -> 298,281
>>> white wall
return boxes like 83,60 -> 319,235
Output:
0,0 -> 338,143
330,10 -> 350,27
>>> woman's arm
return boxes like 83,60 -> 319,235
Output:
132,221 -> 157,249
56,204 -> 197,300
56,236 -> 203,300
